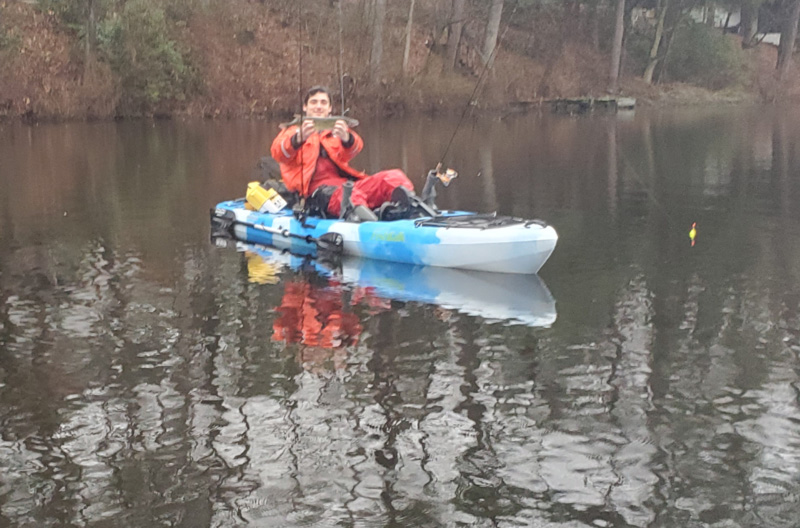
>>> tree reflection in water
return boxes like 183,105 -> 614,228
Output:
1,107 -> 800,527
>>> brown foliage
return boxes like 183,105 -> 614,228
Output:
1,0 -> 795,122
0,2 -> 117,120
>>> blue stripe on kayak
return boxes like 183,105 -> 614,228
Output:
293,217 -> 331,240
224,201 -> 443,266
356,220 -> 440,265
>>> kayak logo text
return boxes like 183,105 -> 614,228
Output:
370,231 -> 405,243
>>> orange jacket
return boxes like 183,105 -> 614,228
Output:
270,126 -> 367,197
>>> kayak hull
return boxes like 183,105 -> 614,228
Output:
213,200 -> 558,274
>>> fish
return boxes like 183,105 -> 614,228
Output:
279,115 -> 359,131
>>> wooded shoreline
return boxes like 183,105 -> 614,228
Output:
0,0 -> 797,123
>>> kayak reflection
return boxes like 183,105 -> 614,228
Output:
235,241 -> 557,328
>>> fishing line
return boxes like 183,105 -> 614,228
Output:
617,146 -> 698,246
297,1 -> 305,202
337,0 -> 346,113
437,4 -> 518,168
296,2 -> 304,114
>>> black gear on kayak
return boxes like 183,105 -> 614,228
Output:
256,157 -> 300,208
305,185 -> 336,218
347,204 -> 378,222
392,186 -> 438,218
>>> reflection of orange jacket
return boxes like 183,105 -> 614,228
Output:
272,281 -> 362,348
270,126 -> 367,197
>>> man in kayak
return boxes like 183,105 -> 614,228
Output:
271,86 -> 415,222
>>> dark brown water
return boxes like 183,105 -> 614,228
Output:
1,106 -> 799,527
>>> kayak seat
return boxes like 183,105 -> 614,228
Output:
375,187 -> 440,221
348,204 -> 379,222
375,186 -> 412,221
378,201 -> 407,221
393,186 -> 438,218
391,186 -> 412,208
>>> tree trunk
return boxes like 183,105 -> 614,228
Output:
620,1 -> 633,80
370,0 -> 385,84
482,0 -> 503,67
655,4 -> 685,84
444,0 -> 465,72
644,0 -> 668,84
403,0 -> 416,75
565,0 -> 581,34
84,0 -> 96,79
591,0 -> 601,51
740,1 -> 759,48
608,0 -> 625,93
777,0 -> 800,79
774,117 -> 790,218
607,120 -> 618,215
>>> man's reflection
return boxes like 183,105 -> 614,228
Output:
272,278 -> 362,348
253,260 -> 389,373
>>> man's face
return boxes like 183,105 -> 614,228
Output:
303,92 -> 332,117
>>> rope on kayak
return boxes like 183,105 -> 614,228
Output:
414,213 -> 534,229
436,4 -> 518,169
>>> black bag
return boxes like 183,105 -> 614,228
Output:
305,185 -> 336,218
255,157 -> 299,208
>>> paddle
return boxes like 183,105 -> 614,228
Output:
247,222 -> 344,254
210,207 -> 344,255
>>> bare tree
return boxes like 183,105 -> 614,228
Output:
86,0 -> 96,64
403,0 -> 416,75
370,0 -> 386,85
704,0 -> 714,25
653,0 -> 695,84
644,0 -> 668,84
740,0 -> 760,48
609,0 -> 626,93
590,0 -> 602,50
444,0 -> 466,72
482,0 -> 504,67
777,0 -> 800,79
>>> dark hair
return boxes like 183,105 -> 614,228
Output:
304,85 -> 332,105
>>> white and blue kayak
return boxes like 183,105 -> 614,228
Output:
211,199 -> 558,275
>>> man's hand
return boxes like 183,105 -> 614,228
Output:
331,119 -> 351,143
296,119 -> 316,143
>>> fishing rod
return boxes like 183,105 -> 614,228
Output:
296,2 -> 306,213
436,4 -> 518,169
338,0 -> 346,114
419,5 -> 518,205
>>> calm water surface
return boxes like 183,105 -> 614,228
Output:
1,106 -> 799,527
